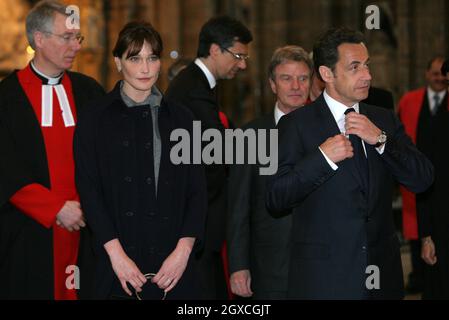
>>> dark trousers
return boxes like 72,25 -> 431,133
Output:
196,249 -> 228,300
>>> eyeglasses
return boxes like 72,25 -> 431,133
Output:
221,47 -> 250,61
44,31 -> 84,44
135,273 -> 167,300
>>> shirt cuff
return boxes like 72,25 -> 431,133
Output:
319,147 -> 338,171
376,143 -> 386,154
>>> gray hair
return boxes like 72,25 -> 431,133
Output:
26,0 -> 68,49
268,45 -> 313,81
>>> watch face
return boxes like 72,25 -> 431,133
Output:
379,133 -> 387,143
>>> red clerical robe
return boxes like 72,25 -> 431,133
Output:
398,87 -> 449,240
10,65 -> 79,300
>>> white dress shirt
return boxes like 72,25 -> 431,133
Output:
427,87 -> 446,114
274,102 -> 286,125
195,58 -> 217,90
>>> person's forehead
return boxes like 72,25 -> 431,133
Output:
430,59 -> 443,71
229,41 -> 248,52
276,60 -> 311,73
337,43 -> 368,63
53,12 -> 80,33
133,43 -> 155,55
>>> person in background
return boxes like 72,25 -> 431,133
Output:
227,45 -> 312,299
398,56 -> 449,299
0,0 -> 104,300
165,15 -> 253,299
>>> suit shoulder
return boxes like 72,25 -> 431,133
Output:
163,98 -> 196,126
242,113 -> 274,130
283,101 -> 317,122
0,71 -> 19,92
400,87 -> 426,102
167,64 -> 208,95
77,90 -> 115,120
67,71 -> 97,83
67,71 -> 104,92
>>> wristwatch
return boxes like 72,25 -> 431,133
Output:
375,130 -> 387,147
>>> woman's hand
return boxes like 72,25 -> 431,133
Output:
152,237 -> 195,293
104,239 -> 147,296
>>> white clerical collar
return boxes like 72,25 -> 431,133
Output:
323,90 -> 360,123
31,61 -> 63,85
274,102 -> 286,125
195,58 -> 217,89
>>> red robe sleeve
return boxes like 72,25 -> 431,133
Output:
10,183 -> 66,228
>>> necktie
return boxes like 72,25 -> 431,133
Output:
432,93 -> 440,115
345,108 -> 368,189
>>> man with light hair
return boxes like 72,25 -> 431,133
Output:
0,0 -> 104,299
227,45 -> 312,299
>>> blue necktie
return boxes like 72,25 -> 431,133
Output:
345,108 -> 368,189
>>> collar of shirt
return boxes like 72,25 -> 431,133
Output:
323,90 -> 359,133
427,86 -> 446,108
195,58 -> 217,89
30,61 -> 63,85
120,81 -> 163,108
274,102 -> 286,125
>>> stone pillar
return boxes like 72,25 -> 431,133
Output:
0,0 -> 31,77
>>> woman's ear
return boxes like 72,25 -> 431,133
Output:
114,57 -> 122,73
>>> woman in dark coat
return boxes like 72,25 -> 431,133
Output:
74,21 -> 207,300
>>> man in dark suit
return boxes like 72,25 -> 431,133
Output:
165,15 -> 253,299
363,86 -> 395,110
227,46 -> 312,299
266,27 -> 434,299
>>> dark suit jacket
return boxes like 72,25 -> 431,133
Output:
0,69 -> 104,299
227,113 -> 291,299
165,62 -> 227,252
363,86 -> 394,110
266,94 -> 434,299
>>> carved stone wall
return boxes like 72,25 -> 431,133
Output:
1,0 -> 448,121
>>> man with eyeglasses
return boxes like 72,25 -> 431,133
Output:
0,0 -> 104,300
166,15 -> 252,299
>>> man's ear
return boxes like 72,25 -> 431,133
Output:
209,43 -> 222,58
269,78 -> 277,95
33,31 -> 44,49
114,57 -> 122,73
319,65 -> 334,83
